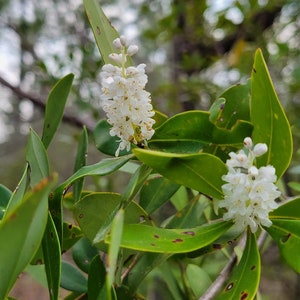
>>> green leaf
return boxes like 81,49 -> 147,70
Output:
57,155 -> 133,193
60,261 -> 87,293
88,255 -> 106,299
139,177 -> 180,214
106,209 -> 124,299
26,129 -> 50,187
83,0 -> 129,66
0,175 -> 56,299
0,184 -> 12,220
264,219 -> 300,273
42,213 -> 61,300
3,164 -> 28,217
62,222 -> 83,252
72,238 -> 98,274
133,148 -> 227,199
270,197 -> 300,220
41,73 -> 74,149
94,120 -> 131,156
73,192 -> 151,248
151,111 -> 253,152
73,127 -> 89,203
186,264 -> 212,298
106,221 -> 232,253
216,231 -> 260,300
251,49 -> 292,179
211,81 -> 251,129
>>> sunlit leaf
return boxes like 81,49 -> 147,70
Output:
41,73 -> 74,149
0,175 -> 56,299
216,231 -> 260,300
26,129 -> 50,187
251,49 -> 292,179
133,148 -> 227,199
106,221 -> 232,253
265,219 -> 300,273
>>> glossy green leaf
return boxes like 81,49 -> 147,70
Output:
26,129 -> 50,187
211,81 -> 251,129
0,175 -> 56,299
41,73 -> 74,149
3,164 -> 28,218
216,231 -> 260,300
72,238 -> 98,274
88,255 -> 106,299
57,155 -> 133,194
106,209 -> 124,299
94,120 -> 130,156
42,213 -> 61,300
151,111 -> 253,152
83,0 -> 129,66
106,221 -> 232,253
251,49 -> 292,179
73,192 -> 151,248
60,261 -> 87,293
264,219 -> 300,273
270,197 -> 300,220
73,127 -> 88,203
133,148 -> 227,199
139,177 -> 180,214
0,184 -> 12,220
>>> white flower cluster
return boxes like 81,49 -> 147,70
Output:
218,137 -> 280,233
100,36 -> 155,156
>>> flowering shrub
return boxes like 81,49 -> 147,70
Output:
0,1 -> 299,300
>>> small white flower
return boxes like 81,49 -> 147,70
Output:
100,37 -> 155,156
218,137 -> 280,233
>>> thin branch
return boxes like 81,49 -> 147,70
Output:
0,75 -> 95,132
199,231 -> 268,300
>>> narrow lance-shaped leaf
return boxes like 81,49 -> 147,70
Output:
41,73 -> 74,149
0,175 -> 57,299
105,221 -> 232,253
26,128 -> 50,187
73,126 -> 88,203
251,49 -> 292,179
133,148 -> 227,199
216,231 -> 261,300
83,0 -> 132,66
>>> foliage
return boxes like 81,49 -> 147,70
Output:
1,0 -> 300,300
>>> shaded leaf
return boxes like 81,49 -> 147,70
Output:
61,261 -> 87,293
88,255 -> 106,299
42,213 -> 61,300
0,184 -> 12,220
42,73 -> 74,149
251,49 -> 292,179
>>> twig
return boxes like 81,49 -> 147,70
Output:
0,75 -> 95,132
199,230 -> 268,300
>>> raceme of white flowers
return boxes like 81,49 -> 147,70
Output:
100,36 -> 155,156
218,137 -> 281,233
